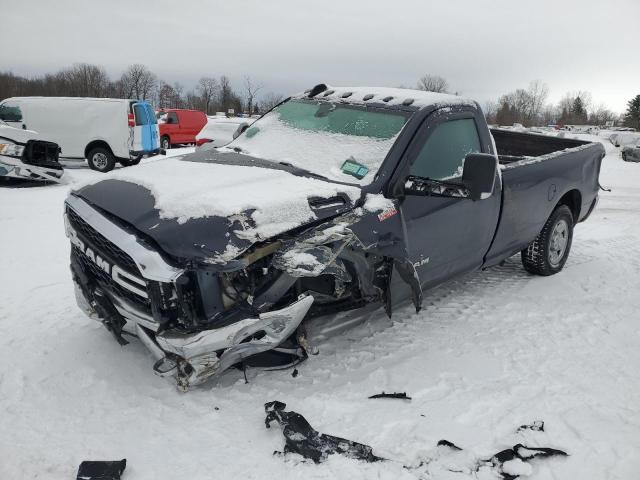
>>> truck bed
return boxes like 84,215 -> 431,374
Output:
491,128 -> 590,165
483,128 -> 604,268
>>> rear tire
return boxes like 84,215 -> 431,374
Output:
521,204 -> 574,276
87,147 -> 116,173
161,136 -> 171,150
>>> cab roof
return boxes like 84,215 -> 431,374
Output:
295,85 -> 476,111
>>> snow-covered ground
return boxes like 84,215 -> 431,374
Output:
1,139 -> 639,479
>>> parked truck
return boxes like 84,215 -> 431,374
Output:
64,84 -> 604,389
0,120 -> 63,182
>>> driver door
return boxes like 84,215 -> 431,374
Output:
398,110 -> 501,290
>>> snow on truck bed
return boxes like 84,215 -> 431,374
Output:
1,141 -> 640,479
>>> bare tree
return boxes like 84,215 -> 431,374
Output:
59,63 -> 110,97
495,81 -> 550,126
589,103 -> 617,125
157,82 -> 177,109
218,75 -> 242,114
259,92 -> 284,113
198,77 -> 219,114
120,64 -> 157,101
416,74 -> 449,93
243,76 -> 263,115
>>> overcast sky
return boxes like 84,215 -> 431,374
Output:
1,0 -> 638,112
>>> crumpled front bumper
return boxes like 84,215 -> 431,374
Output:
0,156 -> 64,182
74,279 -> 314,390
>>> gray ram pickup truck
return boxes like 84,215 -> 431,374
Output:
65,84 -> 604,390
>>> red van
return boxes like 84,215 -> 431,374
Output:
157,109 -> 207,149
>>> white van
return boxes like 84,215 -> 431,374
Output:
0,97 -> 160,172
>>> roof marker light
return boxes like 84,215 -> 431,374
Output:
363,94 -> 374,101
382,96 -> 393,102
402,98 -> 415,106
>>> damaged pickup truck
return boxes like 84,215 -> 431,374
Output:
65,85 -> 604,390
1,120 -> 63,182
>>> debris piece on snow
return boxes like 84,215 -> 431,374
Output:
368,391 -> 411,400
517,420 -> 544,432
481,443 -> 568,479
264,400 -> 383,463
76,459 -> 126,480
437,439 -> 463,451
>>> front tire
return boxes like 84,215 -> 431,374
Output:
521,204 -> 574,276
87,147 -> 116,173
161,136 -> 171,150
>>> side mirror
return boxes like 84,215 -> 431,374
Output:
462,153 -> 497,201
233,122 -> 249,139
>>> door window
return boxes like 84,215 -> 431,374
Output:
167,112 -> 178,125
410,118 -> 481,180
0,102 -> 23,122
134,104 -> 150,126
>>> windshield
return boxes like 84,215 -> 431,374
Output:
229,99 -> 411,185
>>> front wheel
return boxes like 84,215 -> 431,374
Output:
87,147 -> 116,173
521,204 -> 574,276
161,136 -> 171,150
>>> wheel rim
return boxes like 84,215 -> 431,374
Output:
162,138 -> 169,149
93,152 -> 108,170
548,219 -> 569,267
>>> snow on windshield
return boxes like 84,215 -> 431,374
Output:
228,99 -> 410,185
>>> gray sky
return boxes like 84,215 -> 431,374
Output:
1,0 -> 638,113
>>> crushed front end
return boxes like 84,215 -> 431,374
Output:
1,139 -> 63,182
64,187 -> 416,390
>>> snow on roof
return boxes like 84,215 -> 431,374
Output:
294,85 -> 476,109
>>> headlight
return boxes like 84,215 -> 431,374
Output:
0,143 -> 25,157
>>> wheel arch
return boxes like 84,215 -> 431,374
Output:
557,189 -> 581,224
84,140 -> 114,159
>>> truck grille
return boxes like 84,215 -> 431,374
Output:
67,207 -> 138,274
67,206 -> 151,312
22,140 -> 62,169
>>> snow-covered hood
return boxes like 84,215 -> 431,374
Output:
73,152 -> 362,264
0,124 -> 42,143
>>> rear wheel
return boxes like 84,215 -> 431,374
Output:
521,204 -> 574,276
161,136 -> 171,150
87,147 -> 116,173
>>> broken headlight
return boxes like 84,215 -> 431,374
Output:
0,143 -> 24,158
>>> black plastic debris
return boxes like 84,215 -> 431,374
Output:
517,420 -> 544,432
264,401 -> 383,463
291,368 -> 299,378
481,443 -> 568,480
437,439 -> 463,451
76,459 -> 126,480
368,392 -> 411,400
